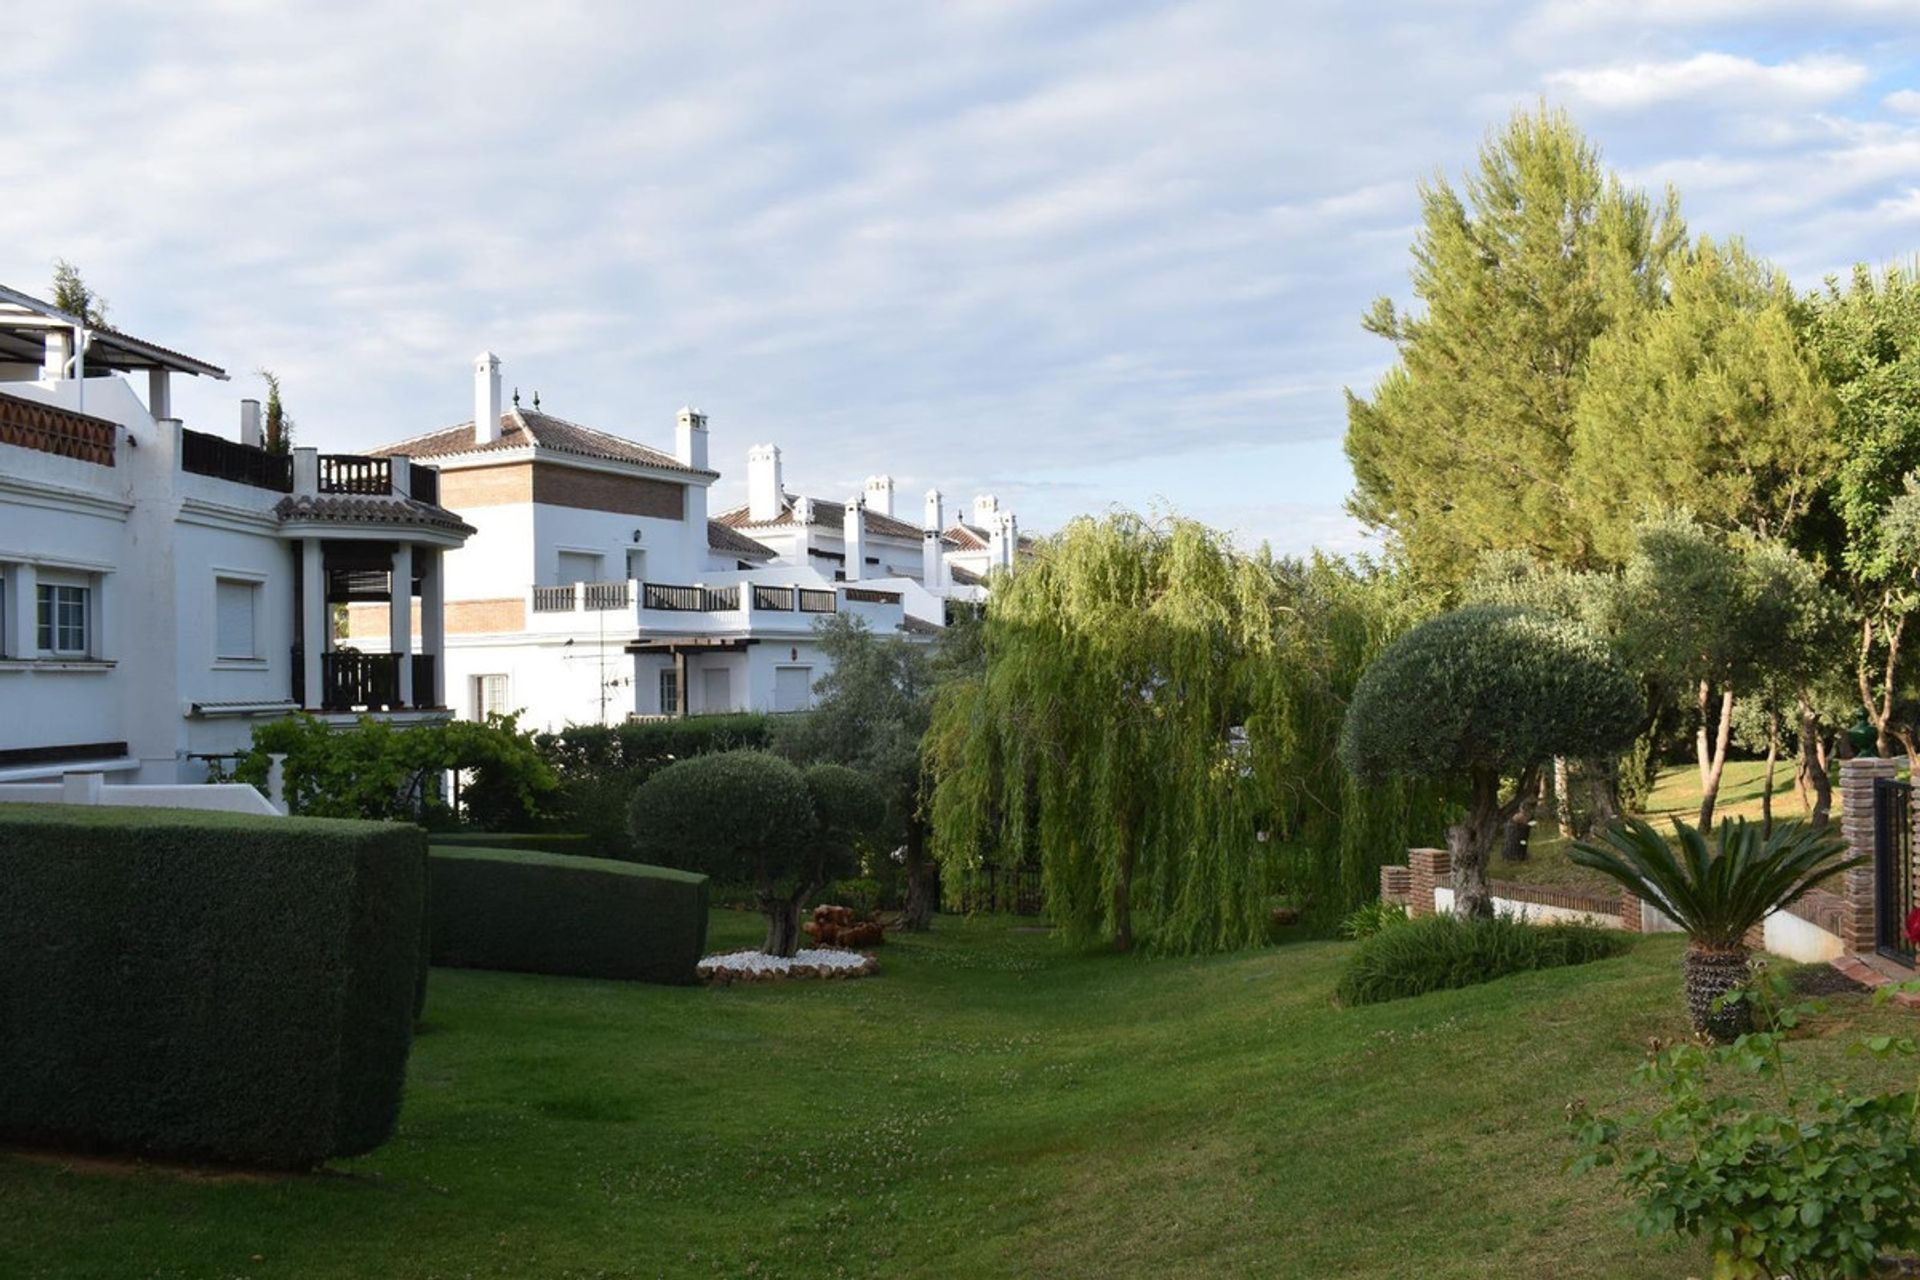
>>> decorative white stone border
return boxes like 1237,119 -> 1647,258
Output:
698,947 -> 879,986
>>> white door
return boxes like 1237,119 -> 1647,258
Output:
702,667 -> 731,714
774,665 -> 812,713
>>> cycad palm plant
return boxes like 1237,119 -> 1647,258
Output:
1571,817 -> 1859,1040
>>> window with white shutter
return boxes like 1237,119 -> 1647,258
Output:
556,551 -> 602,585
215,579 -> 258,660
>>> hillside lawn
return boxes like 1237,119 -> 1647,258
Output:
5,909 -> 1918,1278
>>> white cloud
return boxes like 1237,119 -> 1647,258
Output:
1886,89 -> 1920,114
1545,52 -> 1869,110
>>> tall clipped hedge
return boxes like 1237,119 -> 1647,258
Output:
0,804 -> 426,1168
428,846 -> 710,984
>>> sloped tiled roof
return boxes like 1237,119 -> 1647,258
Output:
275,492 -> 477,537
899,615 -> 944,635
706,520 -> 775,561
715,492 -> 928,541
948,563 -> 986,586
942,522 -> 990,551
369,408 -> 715,477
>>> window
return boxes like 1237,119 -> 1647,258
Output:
702,667 -> 730,714
774,665 -> 812,713
658,668 -> 679,716
36,583 -> 89,656
474,674 -> 510,719
215,579 -> 259,660
625,547 -> 646,583
557,551 -> 602,585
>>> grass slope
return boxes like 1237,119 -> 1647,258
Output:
2,912 -> 1912,1279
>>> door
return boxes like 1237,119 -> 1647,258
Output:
702,667 -> 731,714
774,665 -> 812,713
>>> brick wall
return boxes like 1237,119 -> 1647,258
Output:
1379,865 -> 1411,906
437,462 -> 533,509
1838,757 -> 1898,955
1406,847 -> 1449,918
344,598 -> 524,639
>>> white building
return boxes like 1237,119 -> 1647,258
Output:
710,445 -> 1025,622
357,354 -> 928,733
0,285 -> 472,783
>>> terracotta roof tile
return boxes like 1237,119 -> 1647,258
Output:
714,493 -> 929,541
274,492 -> 477,537
706,520 -> 775,560
369,408 -> 715,477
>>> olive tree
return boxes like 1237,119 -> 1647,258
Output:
629,751 -> 883,956
1339,606 -> 1643,918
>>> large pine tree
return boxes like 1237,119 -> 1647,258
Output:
1345,106 -> 1684,585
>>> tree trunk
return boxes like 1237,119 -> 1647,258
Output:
1552,756 -> 1574,839
1697,687 -> 1735,830
902,816 -> 935,932
1761,710 -> 1779,839
1684,943 -> 1753,1042
1449,769 -> 1504,920
761,895 -> 804,958
1584,756 -> 1621,829
1500,793 -> 1534,863
1808,727 -> 1832,830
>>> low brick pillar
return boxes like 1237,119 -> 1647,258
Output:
1617,885 -> 1643,934
1406,847 -> 1449,918
1379,865 -> 1411,906
1839,757 -> 1898,954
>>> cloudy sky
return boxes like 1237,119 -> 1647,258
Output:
6,2 -> 1920,552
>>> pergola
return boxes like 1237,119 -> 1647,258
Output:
0,283 -> 228,417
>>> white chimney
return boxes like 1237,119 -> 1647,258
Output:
997,511 -> 1019,570
676,407 -> 709,470
474,352 -> 502,445
972,493 -> 998,529
843,495 -> 866,582
864,475 -> 895,519
239,398 -> 263,448
748,444 -> 784,521
922,529 -> 944,589
924,488 -> 944,533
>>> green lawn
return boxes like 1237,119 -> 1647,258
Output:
2,911 -> 1912,1280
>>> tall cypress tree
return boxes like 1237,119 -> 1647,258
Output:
1345,106 -> 1684,585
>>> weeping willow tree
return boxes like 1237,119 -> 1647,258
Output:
924,513 -> 1457,954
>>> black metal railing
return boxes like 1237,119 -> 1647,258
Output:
318,454 -> 392,495
752,584 -> 795,611
583,581 -> 631,610
797,588 -> 837,613
1876,776 -> 1915,966
956,865 -> 1043,917
319,651 -> 402,711
532,584 -> 577,613
181,428 -> 293,491
411,653 -> 437,707
408,464 -> 440,506
643,583 -> 740,611
842,587 -> 901,605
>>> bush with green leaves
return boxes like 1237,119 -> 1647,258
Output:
1335,912 -> 1628,1006
1339,898 -> 1409,940
629,751 -> 886,955
1569,977 -> 1920,1279
229,712 -> 554,826
1339,605 -> 1642,919
537,713 -> 776,857
1571,816 -> 1859,1040
0,804 -> 425,1168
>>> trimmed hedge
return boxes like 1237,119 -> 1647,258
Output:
0,803 -> 427,1168
1336,912 -> 1629,1006
428,846 -> 710,984
432,831 -> 596,857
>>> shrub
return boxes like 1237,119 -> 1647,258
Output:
428,846 -> 709,984
629,751 -> 885,956
1570,978 -> 1920,1279
825,876 -> 884,917
1571,816 -> 1858,1040
431,831 -> 596,857
1336,912 -> 1629,1006
1340,898 -> 1409,940
1340,606 -> 1642,918
0,803 -> 426,1168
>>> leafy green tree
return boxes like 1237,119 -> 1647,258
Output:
1345,105 -> 1683,585
773,614 -> 944,929
258,368 -> 294,454
49,258 -> 108,326
1616,515 -> 1836,829
926,514 -> 1284,954
1339,606 -> 1642,918
1571,237 -> 1837,562
1803,264 -> 1920,760
628,751 -> 882,956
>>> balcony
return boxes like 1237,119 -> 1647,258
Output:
181,428 -> 293,491
0,391 -> 117,467
291,649 -> 439,713
318,454 -> 391,495
644,582 -> 740,612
